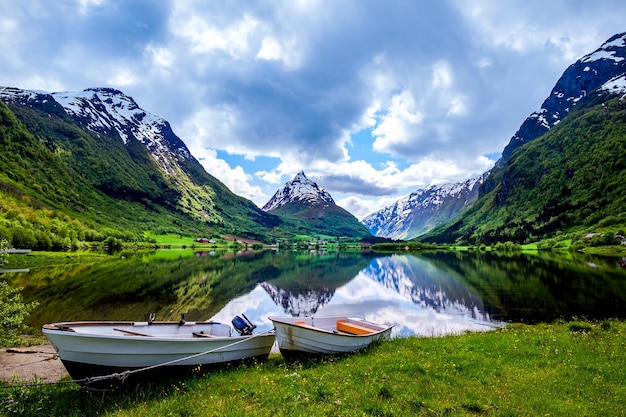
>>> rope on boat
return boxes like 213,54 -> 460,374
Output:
0,330 -> 275,389
81,329 -> 275,385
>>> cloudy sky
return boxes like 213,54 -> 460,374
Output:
1,1 -> 625,218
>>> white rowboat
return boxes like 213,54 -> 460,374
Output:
42,319 -> 274,385
269,316 -> 392,358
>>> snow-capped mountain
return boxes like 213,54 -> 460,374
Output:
362,173 -> 487,240
0,87 -> 196,175
422,32 -> 626,244
0,86 -> 278,234
262,171 -> 371,238
366,33 -> 626,242
262,171 -> 334,211
52,88 -> 193,175
498,32 -> 626,166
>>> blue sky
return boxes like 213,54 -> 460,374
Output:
1,1 -> 626,218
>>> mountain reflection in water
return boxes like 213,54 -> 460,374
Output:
12,248 -> 624,338
211,254 -> 502,337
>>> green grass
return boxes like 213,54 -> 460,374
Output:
2,320 -> 624,416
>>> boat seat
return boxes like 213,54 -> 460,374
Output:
294,321 -> 334,333
336,320 -> 374,335
113,328 -> 153,337
294,321 -> 318,330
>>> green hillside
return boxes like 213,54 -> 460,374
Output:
423,94 -> 626,245
269,200 -> 371,239
0,99 -> 280,248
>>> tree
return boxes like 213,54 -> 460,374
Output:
0,239 -> 39,347
0,281 -> 39,347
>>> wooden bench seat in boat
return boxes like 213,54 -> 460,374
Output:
335,320 -> 375,335
294,321 -> 322,330
294,320 -> 341,334
113,328 -> 153,337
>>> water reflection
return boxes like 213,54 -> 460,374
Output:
7,249 -> 626,339
211,254 -> 503,337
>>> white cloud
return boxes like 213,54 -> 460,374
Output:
451,0 -> 614,66
257,37 -> 281,61
447,95 -> 468,116
106,68 -> 139,87
431,61 -> 453,89
191,147 -> 265,202
256,36 -> 301,69
147,44 -> 174,69
21,76 -> 65,93
172,12 -> 261,59
371,90 -> 423,154
75,0 -> 105,16
429,61 -> 468,117
336,195 -> 403,220
181,105 -> 239,152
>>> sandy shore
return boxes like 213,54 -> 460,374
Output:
0,343 -> 68,384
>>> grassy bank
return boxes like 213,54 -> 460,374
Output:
2,320 -> 624,416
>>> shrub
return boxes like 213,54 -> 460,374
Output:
0,281 -> 39,347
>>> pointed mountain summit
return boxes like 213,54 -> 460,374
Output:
262,171 -> 334,211
423,32 -> 626,244
263,172 -> 371,238
496,32 -> 626,168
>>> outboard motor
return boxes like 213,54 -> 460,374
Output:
232,314 -> 256,335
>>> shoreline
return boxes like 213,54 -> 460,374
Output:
0,343 -> 68,384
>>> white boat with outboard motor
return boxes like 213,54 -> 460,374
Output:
269,315 -> 392,359
42,314 -> 274,385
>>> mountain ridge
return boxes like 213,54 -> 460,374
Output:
362,174 -> 487,240
421,32 -> 626,245
497,32 -> 626,168
0,86 -> 281,247
263,171 -> 371,238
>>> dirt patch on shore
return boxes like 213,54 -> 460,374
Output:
0,344 -> 68,384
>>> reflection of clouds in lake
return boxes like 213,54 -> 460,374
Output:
210,254 -> 504,338
318,273 -> 500,337
364,255 -> 489,319
210,285 -> 282,333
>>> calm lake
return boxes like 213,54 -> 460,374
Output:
5,249 -> 626,338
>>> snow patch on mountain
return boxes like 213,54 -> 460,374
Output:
362,174 -> 486,240
263,171 -> 335,211
52,88 -> 193,175
601,74 -> 626,97
498,32 -> 626,166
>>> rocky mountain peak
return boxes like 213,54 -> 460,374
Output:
51,88 -> 194,175
498,32 -> 626,166
262,171 -> 335,211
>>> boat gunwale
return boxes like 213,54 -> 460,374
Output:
42,321 -> 270,342
269,316 -> 393,338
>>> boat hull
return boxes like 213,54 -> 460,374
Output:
269,316 -> 392,358
42,321 -> 275,385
